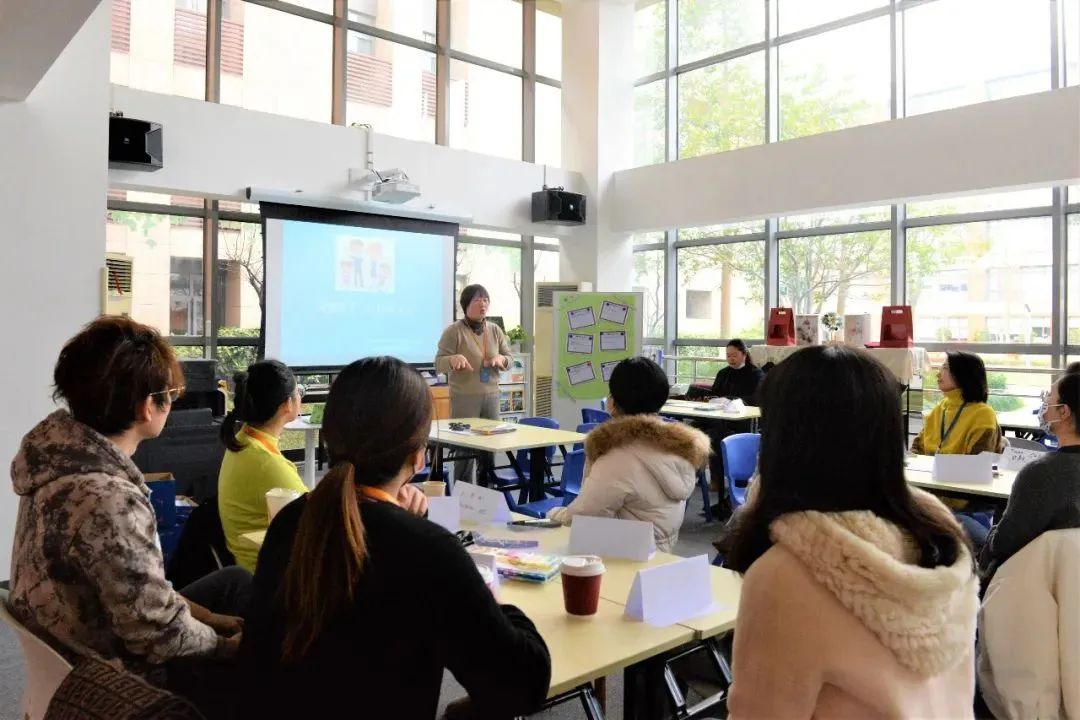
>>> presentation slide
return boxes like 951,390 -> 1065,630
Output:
264,217 -> 455,368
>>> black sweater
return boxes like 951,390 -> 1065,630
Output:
710,364 -> 764,405
238,496 -> 551,719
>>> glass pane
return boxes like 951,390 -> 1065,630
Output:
777,0 -> 887,36
679,221 -> 765,241
779,17 -> 891,141
455,244 -> 523,329
1071,186 -> 1080,205
636,0 -> 667,78
679,0 -> 765,65
347,0 -> 434,42
679,52 -> 766,158
106,210 -> 205,337
108,190 -> 206,208
449,61 -> 522,160
780,206 -> 890,231
220,4 -> 333,123
1069,215 -> 1080,344
907,217 -> 1053,344
634,81 -> 666,166
344,36 -> 436,143
634,250 -> 666,338
535,247 -> 560,284
537,2 -> 562,80
778,231 -> 891,339
110,0 -> 207,100
1067,0 -> 1080,86
919,352 -> 1052,415
906,188 -> 1052,218
217,220 -> 263,339
676,242 -> 766,340
535,83 -> 562,167
217,345 -> 260,379
460,228 -> 521,242
635,231 -> 666,246
904,0 -> 1051,116
173,345 -> 206,360
449,0 -> 522,68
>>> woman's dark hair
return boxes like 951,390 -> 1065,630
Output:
53,316 -> 182,436
281,356 -> 431,662
719,345 -> 969,575
726,339 -> 754,367
1055,371 -> 1080,435
609,357 -> 670,415
1064,361 -> 1080,375
459,284 -> 490,314
221,359 -> 296,452
945,351 -> 989,403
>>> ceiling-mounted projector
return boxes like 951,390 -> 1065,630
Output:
349,167 -> 420,204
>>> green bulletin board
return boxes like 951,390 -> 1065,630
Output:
555,292 -> 640,400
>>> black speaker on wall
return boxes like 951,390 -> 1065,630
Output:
531,187 -> 586,226
109,113 -> 163,172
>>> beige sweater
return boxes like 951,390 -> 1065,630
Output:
435,320 -> 511,397
729,489 -> 978,720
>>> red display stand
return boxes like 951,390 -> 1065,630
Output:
880,306 -> 914,348
766,308 -> 796,346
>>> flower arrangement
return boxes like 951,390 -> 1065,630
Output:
821,312 -> 843,332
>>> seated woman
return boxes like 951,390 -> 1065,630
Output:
240,356 -> 550,719
979,370 -> 1080,582
218,360 -> 308,572
720,346 -> 978,718
912,350 -> 1005,455
9,317 -> 248,714
548,357 -> 710,552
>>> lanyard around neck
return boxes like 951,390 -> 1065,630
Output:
358,485 -> 400,507
242,426 -> 282,457
940,402 -> 968,446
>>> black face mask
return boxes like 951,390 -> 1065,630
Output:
463,317 -> 484,333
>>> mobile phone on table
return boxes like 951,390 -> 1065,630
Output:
508,519 -> 561,529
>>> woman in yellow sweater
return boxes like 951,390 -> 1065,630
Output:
217,360 -> 308,572
912,351 -> 1005,455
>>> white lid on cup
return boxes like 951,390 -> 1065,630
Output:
561,555 -> 605,577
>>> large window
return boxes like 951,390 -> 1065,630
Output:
906,188 -> 1052,219
678,52 -> 766,158
907,218 -> 1053,344
535,83 -> 562,168
634,249 -> 666,339
449,0 -> 522,68
635,0 -> 666,78
109,0 -> 207,100
449,61 -> 523,160
348,0 -> 433,42
679,0 -> 765,65
777,0 -> 887,36
677,242 -> 766,340
344,35 -> 436,142
634,81 -> 666,166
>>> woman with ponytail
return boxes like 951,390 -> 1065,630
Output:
217,360 -> 308,572
239,357 -> 550,719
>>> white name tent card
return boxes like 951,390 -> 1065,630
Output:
569,516 -> 655,561
1002,446 -> 1045,472
426,496 -> 461,533
932,453 -> 994,485
468,549 -> 501,591
455,483 -> 512,525
625,554 -> 715,626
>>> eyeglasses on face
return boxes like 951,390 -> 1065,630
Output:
296,384 -> 307,399
150,386 -> 185,403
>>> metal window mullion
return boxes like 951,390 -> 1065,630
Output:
890,0 -> 904,119
764,217 -> 779,330
332,0 -> 346,125
435,0 -> 450,146
535,75 -> 561,88
107,201 -> 205,218
218,211 -> 262,223
665,0 -> 677,162
523,0 -> 536,163
634,242 -> 667,252
635,69 -> 670,87
240,0 -> 333,25
775,221 -> 892,239
457,236 -> 523,250
918,342 -> 1058,355
891,204 -> 906,305
447,50 -> 527,78
903,206 -> 1055,228
344,20 -> 437,53
204,200 -> 217,358
765,0 -> 778,145
664,229 -> 677,354
522,235 -> 535,352
206,0 -> 221,102
674,232 -> 768,249
1052,0 -> 1064,90
773,4 -> 893,47
1053,186 -> 1068,368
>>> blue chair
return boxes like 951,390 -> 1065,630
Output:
516,449 -> 585,519
572,422 -> 598,452
720,433 -> 760,512
582,408 -> 612,424
494,417 -> 560,501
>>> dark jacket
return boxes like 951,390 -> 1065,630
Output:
239,495 -> 552,719
710,364 -> 764,405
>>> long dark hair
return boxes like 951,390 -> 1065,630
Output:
719,345 -> 969,574
1055,370 -> 1080,435
220,359 -> 296,452
726,338 -> 754,368
280,356 -> 432,662
945,351 -> 989,403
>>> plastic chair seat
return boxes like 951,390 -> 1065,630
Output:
516,496 -> 571,519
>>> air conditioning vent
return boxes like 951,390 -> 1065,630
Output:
535,376 -> 552,418
106,255 -> 133,294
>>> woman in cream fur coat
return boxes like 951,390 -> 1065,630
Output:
719,345 -> 979,719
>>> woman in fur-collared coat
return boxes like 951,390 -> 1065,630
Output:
548,357 -> 710,552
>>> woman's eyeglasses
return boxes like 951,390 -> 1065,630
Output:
296,384 -> 307,399
150,386 -> 185,403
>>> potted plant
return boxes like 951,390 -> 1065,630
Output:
507,325 -> 527,352
821,312 -> 843,344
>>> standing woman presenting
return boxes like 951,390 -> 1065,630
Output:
435,284 -> 512,483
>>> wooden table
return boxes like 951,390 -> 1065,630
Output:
660,400 -> 761,431
428,419 -> 585,501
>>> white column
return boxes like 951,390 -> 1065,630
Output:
559,0 -> 635,291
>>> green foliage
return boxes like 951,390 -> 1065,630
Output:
988,395 -> 1024,412
216,327 -> 260,380
507,325 -> 527,344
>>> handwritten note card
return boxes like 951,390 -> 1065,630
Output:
455,483 -> 512,525
566,333 -> 594,354
599,300 -> 629,325
567,307 -> 596,330
567,360 -> 596,386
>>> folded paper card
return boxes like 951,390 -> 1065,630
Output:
426,496 -> 461,533
1002,446 -> 1045,472
625,554 -> 714,626
455,483 -> 512,525
468,550 -> 501,593
568,515 -> 655,561
933,453 -> 993,485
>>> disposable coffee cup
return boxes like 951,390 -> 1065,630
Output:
421,480 -> 447,497
560,555 -> 605,616
476,565 -> 498,598
266,489 -> 301,522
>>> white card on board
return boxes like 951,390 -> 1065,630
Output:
1002,446 -> 1045,472
426,496 -> 461,533
455,483 -> 512,525
625,554 -> 715,626
932,453 -> 993,485
569,516 -> 655,561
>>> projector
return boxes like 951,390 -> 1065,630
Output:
372,179 -> 421,204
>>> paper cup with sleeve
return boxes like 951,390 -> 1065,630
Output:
560,555 -> 605,616
265,488 -> 302,522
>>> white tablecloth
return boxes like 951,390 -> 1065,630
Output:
749,345 -> 929,383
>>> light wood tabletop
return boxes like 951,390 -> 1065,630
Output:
904,467 -> 1017,500
660,401 -> 761,422
428,418 -> 585,452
